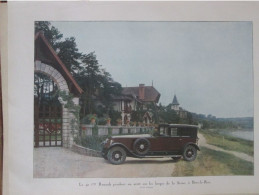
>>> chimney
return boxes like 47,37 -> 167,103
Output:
139,84 -> 145,100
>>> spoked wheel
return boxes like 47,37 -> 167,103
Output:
183,145 -> 197,161
171,156 -> 181,161
107,146 -> 126,165
133,138 -> 150,155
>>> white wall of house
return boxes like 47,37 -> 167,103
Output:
113,100 -> 122,112
128,100 -> 136,110
171,104 -> 180,111
113,100 -> 121,112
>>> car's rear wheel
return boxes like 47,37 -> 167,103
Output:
183,145 -> 197,161
133,138 -> 150,155
107,146 -> 126,165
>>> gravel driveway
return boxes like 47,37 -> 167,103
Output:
34,147 -> 176,178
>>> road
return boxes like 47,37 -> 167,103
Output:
198,133 -> 254,163
34,133 -> 253,178
34,147 -> 176,178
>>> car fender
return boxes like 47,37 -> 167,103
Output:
182,142 -> 200,152
108,143 -> 144,158
108,143 -> 131,154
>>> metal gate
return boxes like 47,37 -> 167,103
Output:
34,73 -> 63,147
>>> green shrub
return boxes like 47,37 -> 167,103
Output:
97,117 -> 106,125
92,125 -> 98,136
108,127 -> 112,135
75,135 -> 109,151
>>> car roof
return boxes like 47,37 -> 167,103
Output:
159,124 -> 198,128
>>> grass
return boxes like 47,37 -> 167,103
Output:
200,129 -> 254,156
172,147 -> 254,176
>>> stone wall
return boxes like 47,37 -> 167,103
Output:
71,144 -> 102,157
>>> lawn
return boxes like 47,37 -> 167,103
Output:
172,147 -> 253,176
199,129 -> 254,156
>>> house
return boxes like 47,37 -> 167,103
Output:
113,84 -> 160,125
171,94 -> 188,119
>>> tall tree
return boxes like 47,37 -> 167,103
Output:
55,37 -> 82,74
73,52 -> 101,115
98,69 -> 122,114
35,22 -> 123,118
35,22 -> 82,74
35,21 -> 63,50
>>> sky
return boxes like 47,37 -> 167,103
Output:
51,21 -> 253,118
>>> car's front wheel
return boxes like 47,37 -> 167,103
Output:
107,146 -> 127,165
183,145 -> 197,161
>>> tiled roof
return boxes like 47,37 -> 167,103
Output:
122,86 -> 160,103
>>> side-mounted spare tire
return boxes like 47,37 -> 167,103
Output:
133,138 -> 151,155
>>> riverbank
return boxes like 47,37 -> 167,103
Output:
172,131 -> 254,176
172,146 -> 253,176
199,129 -> 254,156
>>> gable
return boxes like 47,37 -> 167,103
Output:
35,32 -> 83,96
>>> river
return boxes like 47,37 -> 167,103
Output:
220,129 -> 254,141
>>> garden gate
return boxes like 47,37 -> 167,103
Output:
34,73 -> 63,147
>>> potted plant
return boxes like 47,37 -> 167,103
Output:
126,120 -> 130,126
106,117 -> 111,126
89,114 -> 97,125
116,118 -> 122,126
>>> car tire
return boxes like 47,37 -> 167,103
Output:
133,138 -> 150,155
107,146 -> 126,165
183,145 -> 197,161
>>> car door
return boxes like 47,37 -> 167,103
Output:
149,125 -> 172,151
167,127 -> 182,151
149,127 -> 179,152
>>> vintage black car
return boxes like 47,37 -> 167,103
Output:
101,124 -> 200,164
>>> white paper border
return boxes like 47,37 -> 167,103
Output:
4,2 -> 259,195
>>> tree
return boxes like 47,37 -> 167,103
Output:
76,52 -> 101,115
138,102 -> 160,124
35,22 -> 123,119
35,22 -> 82,74
98,69 -> 122,114
55,37 -> 82,74
35,21 -> 63,50
158,106 -> 179,124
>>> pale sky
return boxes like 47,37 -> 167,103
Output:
51,21 -> 253,118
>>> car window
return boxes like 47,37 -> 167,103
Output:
159,126 -> 168,136
177,127 -> 197,138
170,128 -> 178,136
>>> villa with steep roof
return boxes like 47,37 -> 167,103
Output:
113,84 -> 160,125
